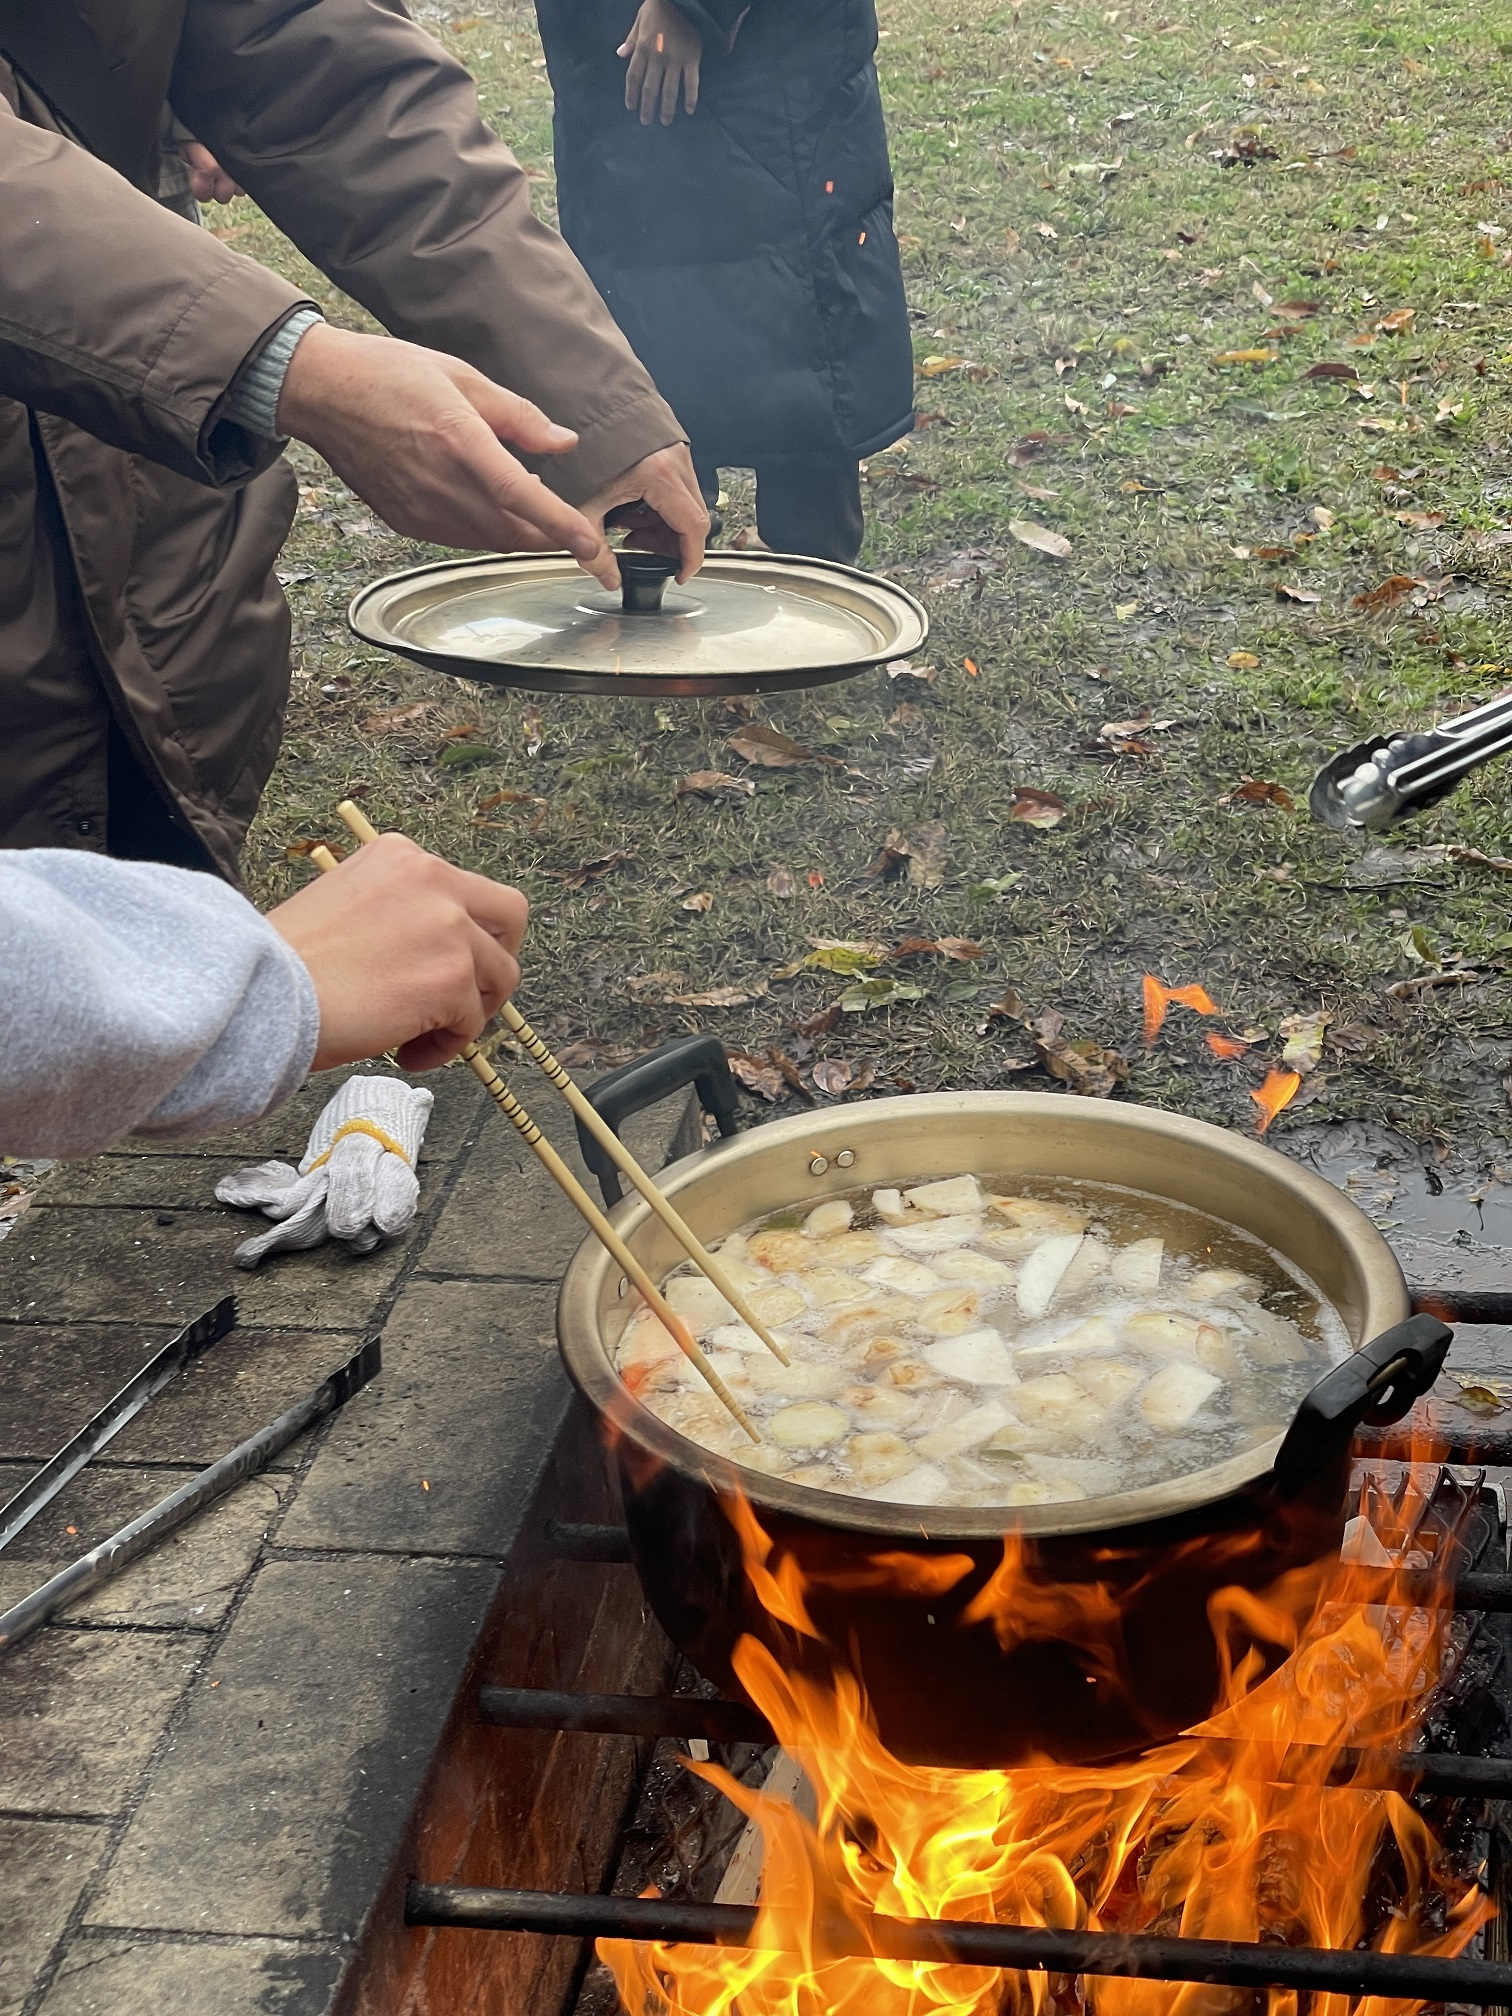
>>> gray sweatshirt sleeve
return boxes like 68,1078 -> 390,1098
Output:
0,851 -> 320,1158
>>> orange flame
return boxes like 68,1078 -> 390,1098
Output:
1206,1031 -> 1251,1061
1251,1068 -> 1302,1134
602,1471 -> 1491,2016
1143,976 -> 1223,1045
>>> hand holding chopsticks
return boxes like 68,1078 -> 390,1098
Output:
304,824 -> 764,1442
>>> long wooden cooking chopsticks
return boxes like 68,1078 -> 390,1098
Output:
303,837 -> 758,1442
333,799 -> 789,1369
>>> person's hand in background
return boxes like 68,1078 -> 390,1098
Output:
180,139 -> 244,205
267,832 -> 529,1071
276,321 -> 620,587
582,441 -> 710,581
619,0 -> 703,124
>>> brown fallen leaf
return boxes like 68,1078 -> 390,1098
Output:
540,847 -> 634,888
1352,574 -> 1423,612
1252,545 -> 1295,561
1449,844 -> 1512,875
1376,307 -> 1416,334
791,1005 -> 843,1040
1276,583 -> 1322,604
766,865 -> 797,898
1326,1021 -> 1380,1055
1224,777 -> 1296,810
728,1051 -> 787,1101
1228,650 -> 1261,669
476,789 -> 532,811
885,936 -> 984,963
811,1059 -> 854,1097
681,891 -> 714,912
1273,299 -> 1322,319
676,769 -> 757,801
766,1046 -> 815,1103
362,701 -> 438,734
1395,510 -> 1446,529
626,969 -> 683,996
1010,430 -> 1052,465
1304,361 -> 1360,381
1034,1018 -> 1130,1099
0,1187 -> 33,1223
728,723 -> 841,769
1008,519 -> 1073,559
665,981 -> 770,1008
1010,787 -> 1069,829
1279,1009 -> 1332,1074
907,819 -> 950,889
285,836 -> 346,863
865,828 -> 912,879
521,702 -> 545,756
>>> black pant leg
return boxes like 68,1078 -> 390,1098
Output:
752,455 -> 865,564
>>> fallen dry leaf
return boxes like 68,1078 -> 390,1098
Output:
811,1059 -> 854,1097
1036,221 -> 1059,240
1214,348 -> 1278,366
1034,1017 -> 1130,1098
1376,307 -> 1416,334
766,1046 -> 815,1103
676,769 -> 756,802
1114,599 -> 1140,620
1011,786 -> 1069,829
362,701 -> 438,734
728,723 -> 840,769
540,848 -> 634,888
1396,510 -> 1446,529
773,939 -> 887,980
1228,650 -> 1261,669
728,1051 -> 787,1101
1274,299 -> 1321,319
1352,574 -> 1423,612
885,936 -> 983,963
886,659 -> 939,682
626,969 -> 683,996
665,981 -> 769,1008
1276,583 -> 1322,605
681,891 -> 714,912
908,818 -> 951,889
285,837 -> 346,863
1278,1010 -> 1331,1074
1311,505 -> 1336,531
1009,519 -> 1073,560
791,1005 -> 843,1040
766,865 -> 797,898
1224,778 -> 1297,810
1304,361 -> 1360,382
865,828 -> 911,880
477,790 -> 532,811
1010,431 -> 1052,466
522,703 -> 545,756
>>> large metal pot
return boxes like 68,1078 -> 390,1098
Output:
557,1052 -> 1442,1766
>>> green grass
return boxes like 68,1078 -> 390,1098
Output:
228,0 -> 1512,1151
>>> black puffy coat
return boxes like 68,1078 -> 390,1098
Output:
535,0 -> 915,466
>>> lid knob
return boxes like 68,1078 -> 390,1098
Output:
617,549 -> 679,614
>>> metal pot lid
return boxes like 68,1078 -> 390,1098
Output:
347,549 -> 929,698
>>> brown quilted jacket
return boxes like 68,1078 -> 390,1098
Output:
0,0 -> 681,878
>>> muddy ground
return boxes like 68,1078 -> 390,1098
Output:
223,0 -> 1512,1167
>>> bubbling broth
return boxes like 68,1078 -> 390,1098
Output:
613,1175 -> 1352,1509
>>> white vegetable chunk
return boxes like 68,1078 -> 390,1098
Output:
904,1175 -> 985,1216
1072,1358 -> 1145,1409
710,1322 -> 772,1356
1014,1314 -> 1118,1366
663,1275 -> 737,1334
1123,1311 -> 1204,1359
918,1286 -> 983,1336
1139,1361 -> 1221,1429
871,1187 -> 909,1224
886,1214 -> 983,1254
862,1254 -> 942,1297
1185,1267 -> 1262,1301
746,1357 -> 846,1399
1110,1238 -> 1164,1294
1051,1236 -> 1110,1307
805,1198 -> 855,1239
845,1431 -> 919,1487
1017,1234 -> 1084,1320
931,1249 -> 1017,1288
748,1284 -> 808,1326
869,1461 -> 950,1505
991,1198 -> 1089,1237
923,1329 -> 1020,1387
1014,1372 -> 1099,1430
769,1401 -> 850,1449
916,1400 -> 1013,1461
798,1268 -> 871,1308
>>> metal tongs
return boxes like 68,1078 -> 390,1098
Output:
1309,686 -> 1512,831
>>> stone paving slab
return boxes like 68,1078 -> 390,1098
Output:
102,1065 -> 485,1164
92,1555 -> 497,1939
277,1278 -> 564,1558
0,1324 -> 359,1468
0,1820 -> 109,2016
0,1629 -> 200,1817
37,1937 -> 344,2016
0,1209 -> 415,1331
0,1463 -> 289,1630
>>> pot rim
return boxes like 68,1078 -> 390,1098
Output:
555,1092 -> 1410,1542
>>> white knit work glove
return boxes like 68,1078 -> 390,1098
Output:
215,1076 -> 433,1269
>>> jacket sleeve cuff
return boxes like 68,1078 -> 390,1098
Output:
532,386 -> 687,502
224,307 -> 325,439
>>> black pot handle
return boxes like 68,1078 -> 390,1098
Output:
1272,1312 -> 1452,1489
578,1033 -> 741,1205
